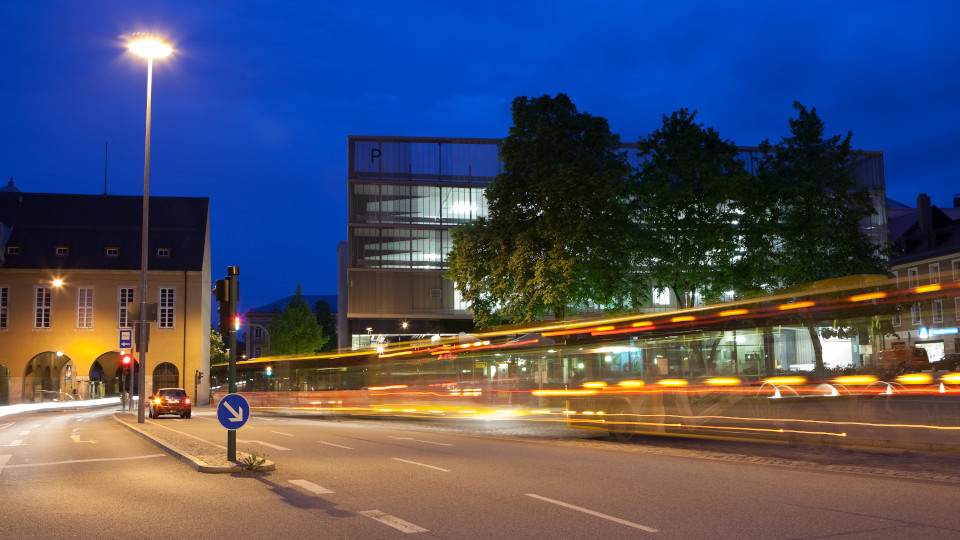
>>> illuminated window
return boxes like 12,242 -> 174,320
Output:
910,303 -> 922,325
77,287 -> 94,329
118,287 -> 135,329
932,299 -> 943,323
55,246 -> 69,256
35,287 -> 51,328
907,268 -> 919,288
653,288 -> 670,306
157,248 -> 171,258
105,247 -> 119,257
891,310 -> 901,327
929,263 -> 940,284
159,287 -> 175,329
0,286 -> 7,329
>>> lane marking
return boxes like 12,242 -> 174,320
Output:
526,494 -> 658,533
389,436 -> 453,447
270,431 -> 295,437
19,431 -> 30,436
290,479 -> 334,494
318,441 -> 353,450
6,440 -> 22,447
71,429 -> 97,444
0,423 -> 13,431
0,454 -> 10,476
359,510 -> 429,533
391,458 -> 450,472
237,440 -> 292,451
3,454 -> 166,469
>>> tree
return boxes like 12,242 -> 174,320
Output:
314,299 -> 337,352
447,93 -> 647,327
742,103 -> 890,373
635,108 -> 749,310
268,284 -> 329,355
210,326 -> 228,364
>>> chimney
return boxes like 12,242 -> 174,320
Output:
954,193 -> 960,208
917,193 -> 935,249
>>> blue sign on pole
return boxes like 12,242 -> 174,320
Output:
119,330 -> 132,349
217,394 -> 249,430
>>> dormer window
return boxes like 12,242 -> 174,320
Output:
55,247 -> 70,256
157,248 -> 171,258
6,246 -> 20,255
105,247 -> 120,258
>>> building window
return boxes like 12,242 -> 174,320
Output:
119,287 -> 135,328
910,303 -> 922,325
157,248 -> 171,258
6,246 -> 20,256
892,270 -> 899,289
0,286 -> 7,329
653,287 -> 670,306
253,327 -> 264,338
953,259 -> 960,282
105,247 -> 120,257
254,347 -> 262,358
35,287 -> 51,328
891,310 -> 901,327
55,246 -> 69,256
932,299 -> 944,323
956,297 -> 960,320
77,287 -> 94,329
907,268 -> 919,288
159,287 -> 175,328
929,263 -> 940,284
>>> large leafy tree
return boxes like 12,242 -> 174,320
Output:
209,326 -> 228,364
741,103 -> 890,373
635,108 -> 749,310
447,93 -> 646,327
314,299 -> 337,352
268,285 -> 329,355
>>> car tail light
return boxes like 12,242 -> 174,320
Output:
185,397 -> 191,405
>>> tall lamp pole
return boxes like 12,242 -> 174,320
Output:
129,34 -> 172,423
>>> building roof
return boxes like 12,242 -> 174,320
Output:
247,294 -> 338,315
889,203 -> 960,265
0,191 -> 208,271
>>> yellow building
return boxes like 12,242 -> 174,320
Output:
0,181 -> 211,405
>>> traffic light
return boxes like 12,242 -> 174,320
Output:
121,353 -> 133,366
234,315 -> 241,331
265,366 -> 272,377
214,279 -> 232,334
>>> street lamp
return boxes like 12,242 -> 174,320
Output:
129,33 -> 171,423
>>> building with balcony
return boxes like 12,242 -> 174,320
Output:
0,181 -> 211,405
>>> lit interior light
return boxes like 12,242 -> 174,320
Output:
658,379 -> 688,386
778,301 -> 816,310
896,373 -> 932,385
671,316 -> 695,322
941,373 -> 960,384
764,376 -> 807,385
705,377 -> 740,386
848,292 -> 887,302
914,284 -> 942,294
618,380 -> 644,387
631,321 -> 653,327
832,375 -> 877,385
719,309 -> 749,317
582,382 -> 607,388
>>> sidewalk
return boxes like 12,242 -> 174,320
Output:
112,412 -> 276,473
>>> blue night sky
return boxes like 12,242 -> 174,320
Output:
2,1 -> 958,314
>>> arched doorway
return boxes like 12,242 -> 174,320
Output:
0,364 -> 9,405
23,352 -> 72,402
152,362 -> 180,393
89,360 -> 105,398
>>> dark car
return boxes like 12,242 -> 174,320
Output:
149,388 -> 191,418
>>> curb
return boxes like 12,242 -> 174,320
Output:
111,414 -> 276,473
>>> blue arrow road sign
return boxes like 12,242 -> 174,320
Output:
119,330 -> 132,349
217,393 -> 249,430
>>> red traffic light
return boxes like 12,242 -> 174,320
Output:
121,354 -> 133,366
233,315 -> 241,331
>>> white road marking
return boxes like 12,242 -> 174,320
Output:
318,440 -> 353,450
3,454 -> 166,469
0,423 -> 13,431
19,431 -> 30,436
71,429 -> 97,444
0,454 -> 11,475
237,440 -> 292,451
6,440 -> 22,447
526,494 -> 658,533
391,458 -> 450,472
270,431 -> 295,437
359,510 -> 429,533
389,436 -> 453,447
290,479 -> 334,494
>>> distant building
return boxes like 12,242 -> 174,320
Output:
887,194 -> 960,361
244,294 -> 336,358
0,180 -> 211,405
339,136 -> 888,351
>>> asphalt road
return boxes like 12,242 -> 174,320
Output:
3,405 -> 960,539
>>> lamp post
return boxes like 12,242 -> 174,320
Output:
129,34 -> 172,423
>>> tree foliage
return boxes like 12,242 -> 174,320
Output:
268,284 -> 329,355
314,299 -> 337,352
635,108 -> 749,309
447,93 -> 646,327
210,326 -> 228,364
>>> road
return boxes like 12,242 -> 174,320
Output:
2,405 -> 960,539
